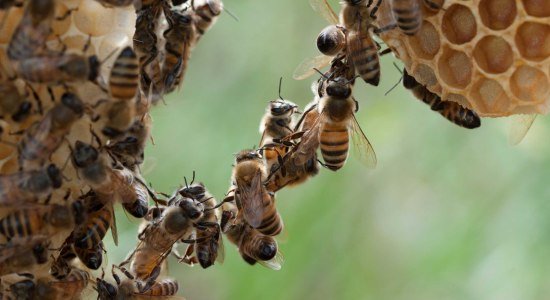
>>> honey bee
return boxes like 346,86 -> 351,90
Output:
49,268 -> 90,299
402,69 -> 481,129
105,117 -> 150,169
0,164 -> 62,206
0,82 -> 32,122
0,236 -> 49,276
50,240 -> 77,279
72,202 -> 113,255
13,53 -> 100,84
230,150 -> 283,236
97,270 -> 182,300
191,0 -> 223,42
133,0 -> 163,94
109,46 -> 139,101
162,7 -> 195,94
102,100 -> 137,138
18,92 -> 84,168
265,101 -> 320,192
390,0 -> 422,35
224,221 -> 283,270
0,201 -> 86,241
294,0 -> 382,86
74,240 -> 105,270
7,0 -> 55,61
126,205 -> 198,281
8,276 -> 63,300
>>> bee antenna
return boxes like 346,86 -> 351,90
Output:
392,62 -> 403,74
184,176 -> 189,189
278,77 -> 284,100
100,47 -> 119,65
223,6 -> 239,22
191,170 -> 196,185
313,68 -> 329,79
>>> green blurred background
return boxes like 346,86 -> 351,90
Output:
106,1 -> 550,299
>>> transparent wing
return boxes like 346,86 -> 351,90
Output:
236,171 -> 264,228
508,114 -> 537,145
216,231 -> 225,264
109,204 -> 119,246
286,108 -> 325,167
292,54 -> 332,80
349,114 -> 377,169
309,0 -> 338,24
258,250 -> 284,271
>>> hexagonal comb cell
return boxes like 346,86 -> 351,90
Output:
442,4 -> 477,44
470,78 -> 511,114
510,65 -> 550,104
479,0 -> 517,30
515,22 -> 550,62
437,47 -> 473,89
414,64 -> 438,87
473,36 -> 514,74
521,0 -> 550,17
409,21 -> 440,60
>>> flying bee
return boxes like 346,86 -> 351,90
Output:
7,0 -> 55,61
191,0 -> 223,42
133,0 -> 163,95
13,53 -> 100,84
402,69 -> 481,129
230,150 -> 284,236
106,117 -> 151,169
390,0 -> 422,35
0,82 -> 32,122
124,205 -> 198,282
0,236 -> 49,276
0,201 -> 86,241
49,268 -> 90,299
162,7 -> 195,94
0,164 -> 62,206
294,0 -> 382,86
18,92 -> 84,168
109,46 -> 139,101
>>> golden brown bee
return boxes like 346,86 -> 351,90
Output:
106,118 -> 150,169
109,46 -> 139,101
191,0 -> 223,42
97,272 -> 181,300
72,202 -> 113,255
317,24 -> 346,56
133,0 -> 163,94
50,240 -> 77,279
8,276 -> 64,300
0,82 -> 33,122
13,54 -> 100,84
18,92 -> 84,168
0,164 -> 62,206
74,240 -> 105,270
102,100 -> 137,138
258,98 -> 299,171
162,8 -> 195,94
224,220 -> 283,270
0,236 -> 48,276
0,201 -> 86,241
390,0 -> 422,35
49,268 -> 90,299
126,205 -> 198,281
7,0 -> 55,60
402,69 -> 481,129
231,150 -> 283,236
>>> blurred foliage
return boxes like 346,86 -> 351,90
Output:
106,0 -> 550,299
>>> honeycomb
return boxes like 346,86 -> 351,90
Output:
375,0 -> 550,117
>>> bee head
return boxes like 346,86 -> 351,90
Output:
61,93 -> 84,116
269,99 -> 297,117
82,247 -> 103,270
206,0 -> 223,16
46,164 -> 63,189
179,183 -> 206,200
71,200 -> 87,225
325,77 -> 352,99
97,279 -> 118,298
72,141 -> 99,167
235,149 -> 262,163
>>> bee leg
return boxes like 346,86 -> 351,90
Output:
373,24 -> 397,35
369,0 -> 382,19
112,264 -> 134,280
55,7 -> 77,21
25,83 -> 43,115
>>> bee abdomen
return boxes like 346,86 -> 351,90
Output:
146,279 -> 179,296
110,48 -> 139,100
320,126 -> 349,171
350,42 -> 380,86
256,210 -> 283,236
392,0 -> 422,35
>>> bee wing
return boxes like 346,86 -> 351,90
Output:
309,0 -> 338,24
235,170 -> 265,228
215,230 -> 225,264
508,114 -> 537,145
285,107 -> 325,167
258,250 -> 284,271
108,204 -> 119,246
349,114 -> 377,169
292,54 -> 332,80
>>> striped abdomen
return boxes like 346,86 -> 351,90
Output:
110,47 -> 139,100
0,209 -> 44,240
422,91 -> 480,129
254,193 -> 283,236
320,122 -> 349,171
193,0 -> 222,38
348,31 -> 380,86
163,10 -> 194,93
392,0 -> 422,35
142,279 -> 179,296
73,206 -> 111,249
14,55 -> 90,84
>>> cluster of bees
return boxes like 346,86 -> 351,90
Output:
295,0 -> 481,129
0,0 -> 227,297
